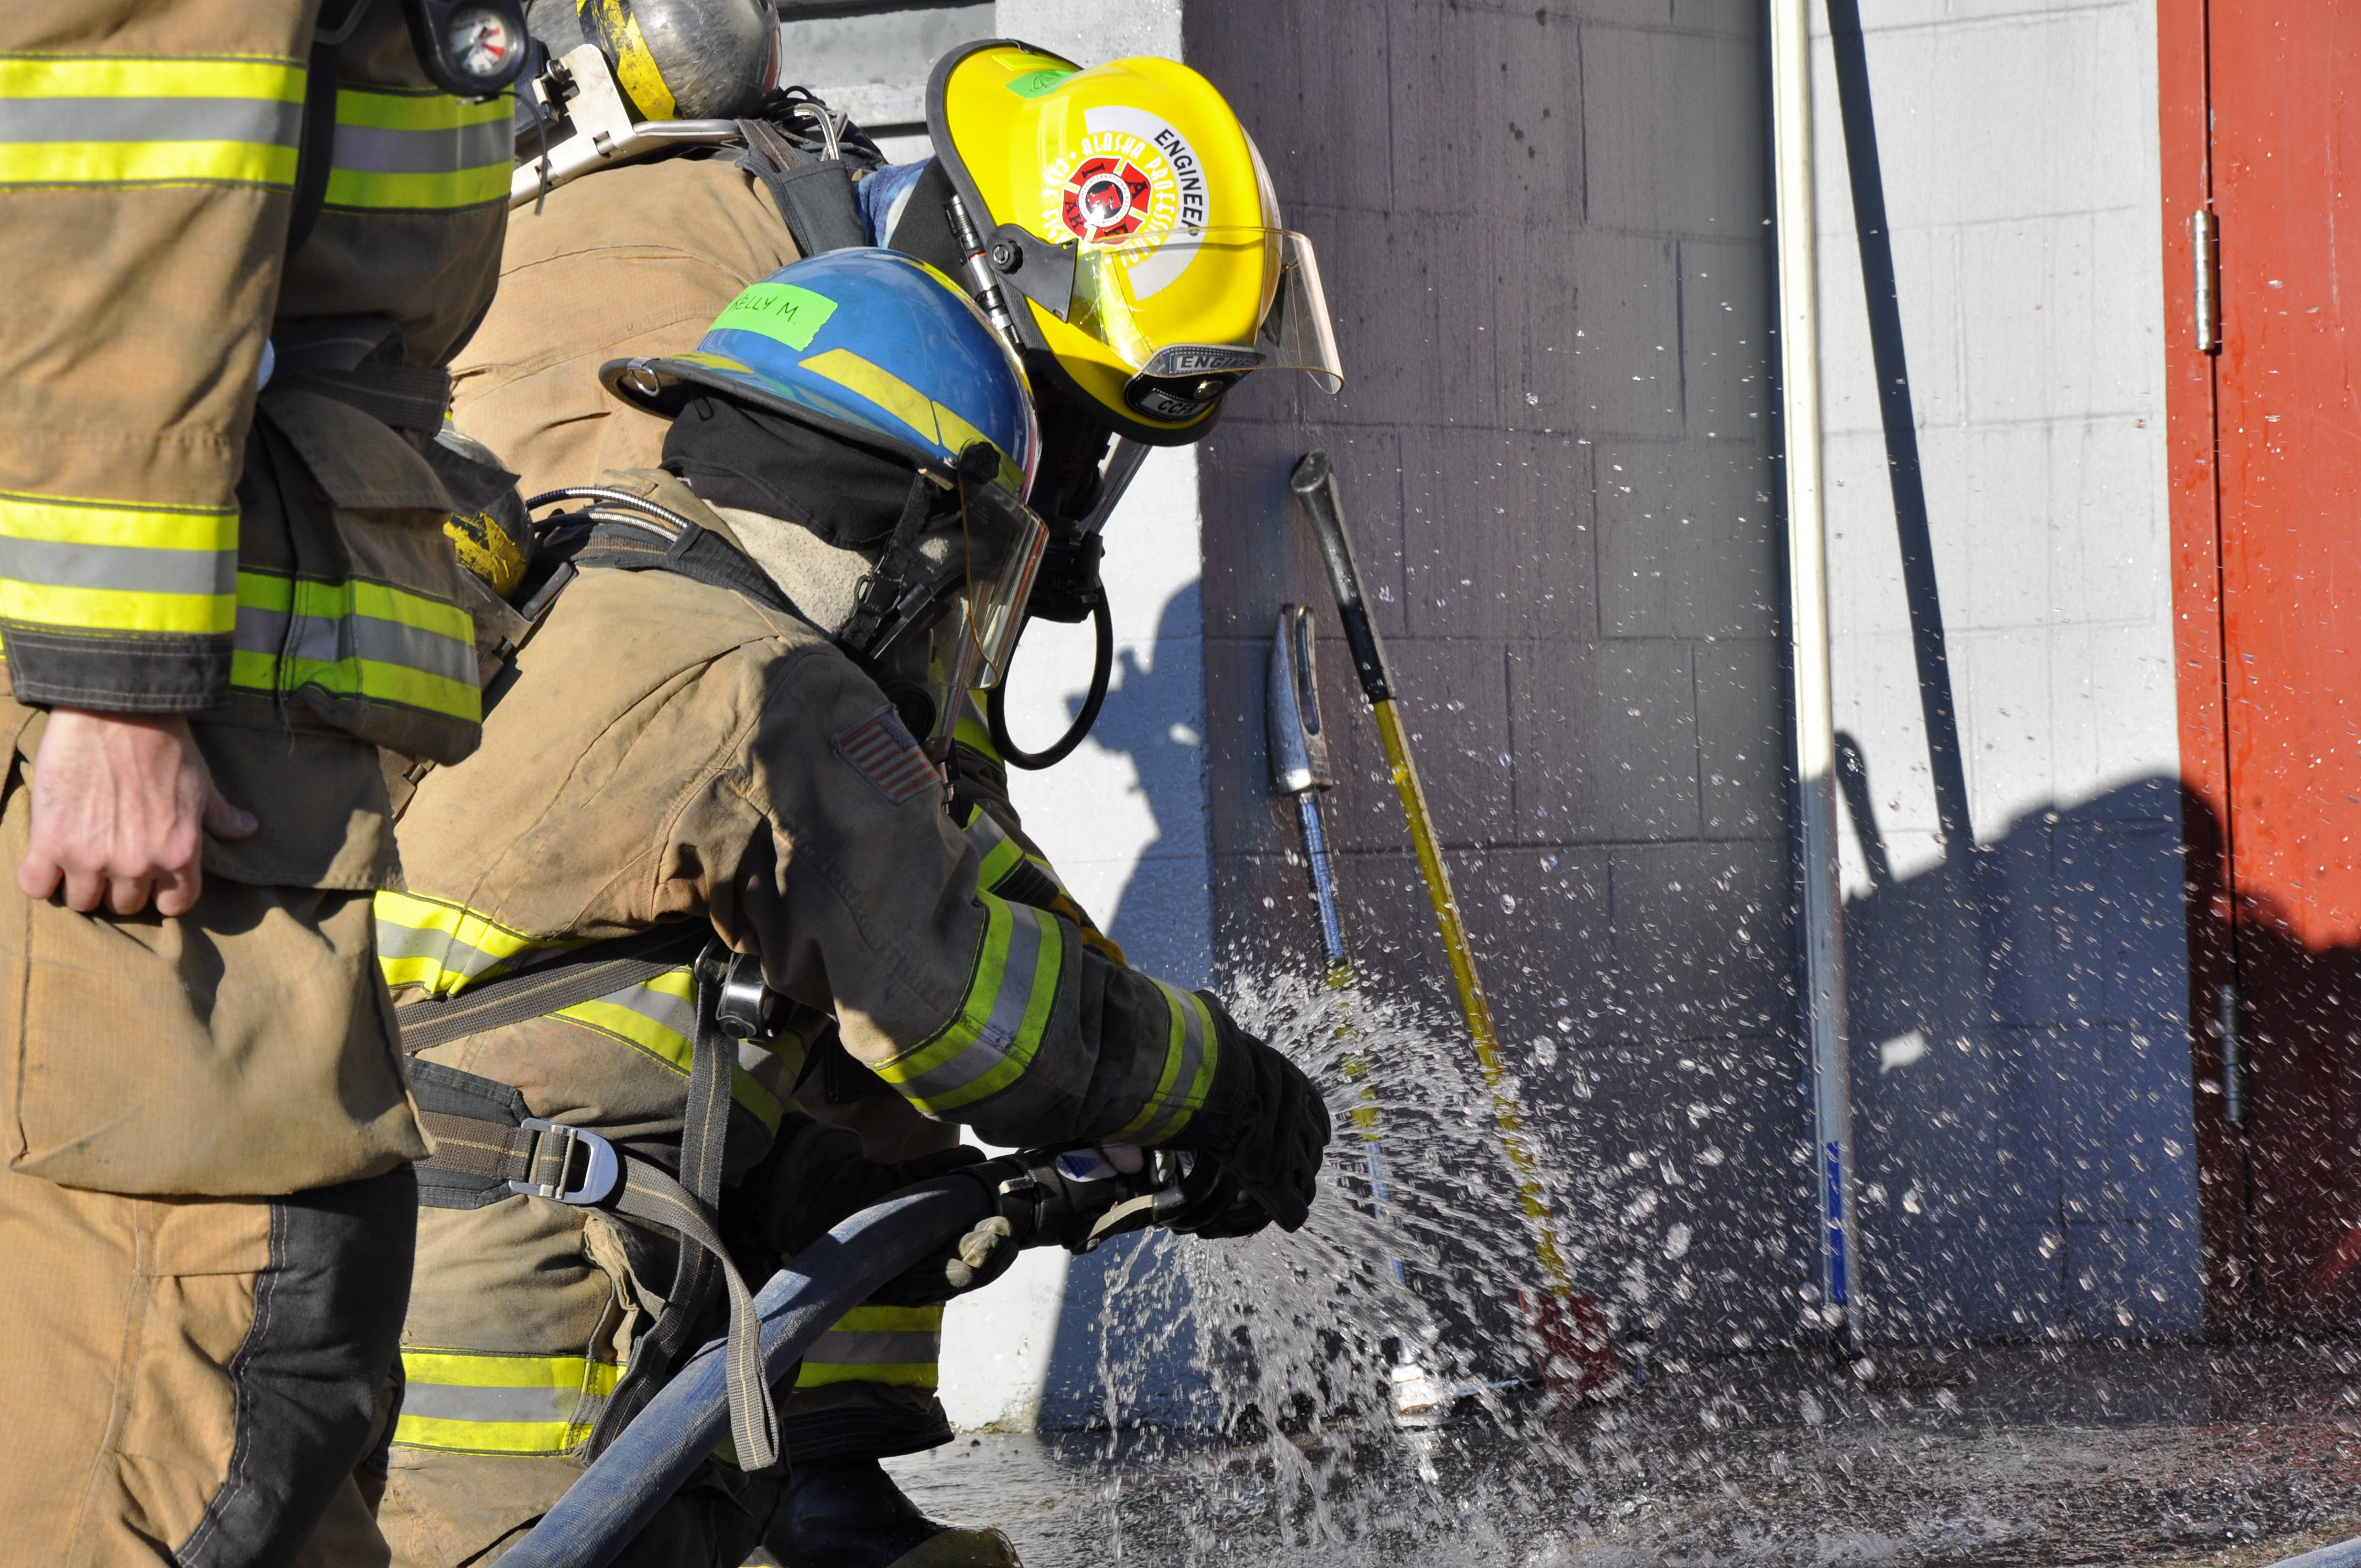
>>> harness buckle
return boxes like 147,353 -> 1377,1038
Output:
509,1118 -> 621,1205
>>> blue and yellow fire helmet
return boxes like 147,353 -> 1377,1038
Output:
599,247 -> 1040,511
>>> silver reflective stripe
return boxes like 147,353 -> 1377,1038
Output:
804,1330 -> 942,1367
280,607 -> 478,687
0,535 -> 238,596
400,1380 -> 588,1425
374,922 -> 511,983
1130,983 -> 1211,1144
893,902 -> 1046,1105
0,95 -> 301,145
233,601 -> 289,656
333,117 -> 511,174
589,976 -> 698,1041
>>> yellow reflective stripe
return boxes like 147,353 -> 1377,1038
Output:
347,578 -> 476,640
231,570 -> 482,723
872,892 -> 1063,1115
330,89 -> 511,130
961,804 -> 1029,891
954,706 -> 1001,763
0,56 -> 304,190
0,579 -> 235,636
793,1305 -> 947,1391
0,491 -> 237,635
324,86 -> 511,210
374,889 -> 578,998
233,651 -> 479,718
555,967 -> 786,1130
1110,982 -> 1219,1143
323,165 -> 509,209
833,1304 -> 943,1333
394,1349 -> 621,1456
0,57 -> 304,100
0,140 -> 296,186
793,1362 -> 940,1390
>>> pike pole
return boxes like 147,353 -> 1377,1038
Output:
1288,451 -> 1614,1398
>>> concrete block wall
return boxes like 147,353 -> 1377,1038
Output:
1809,0 -> 2197,1338
1184,0 -> 1811,1355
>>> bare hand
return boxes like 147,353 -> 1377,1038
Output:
17,710 -> 256,918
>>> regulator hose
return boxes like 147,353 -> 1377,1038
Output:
502,1179 -> 993,1568
987,592 -> 1114,771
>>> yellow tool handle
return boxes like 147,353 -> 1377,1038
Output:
1372,698 -> 1573,1297
1289,449 -> 1576,1302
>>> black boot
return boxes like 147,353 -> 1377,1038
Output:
766,1455 -> 1021,1568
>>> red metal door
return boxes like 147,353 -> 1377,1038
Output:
2164,0 -> 2361,1329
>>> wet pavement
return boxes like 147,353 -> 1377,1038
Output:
883,1338 -> 2361,1567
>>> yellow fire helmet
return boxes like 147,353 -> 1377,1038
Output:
926,41 -> 1343,445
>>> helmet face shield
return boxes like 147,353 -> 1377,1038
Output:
955,472 -> 1049,688
1062,226 -> 1343,422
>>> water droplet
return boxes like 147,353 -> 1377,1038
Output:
1499,892 -> 1517,913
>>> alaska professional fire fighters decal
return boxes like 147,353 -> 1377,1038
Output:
1042,106 -> 1209,298
834,706 -> 940,803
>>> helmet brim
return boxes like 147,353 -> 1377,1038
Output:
599,351 -> 957,486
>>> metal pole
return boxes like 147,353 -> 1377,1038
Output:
1769,0 -> 1861,1350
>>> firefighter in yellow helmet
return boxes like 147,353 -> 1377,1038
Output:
443,20 -> 1341,1566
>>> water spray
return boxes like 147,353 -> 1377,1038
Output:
1269,602 -> 1470,1433
1288,450 -> 1617,1402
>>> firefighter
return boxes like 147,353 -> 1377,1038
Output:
0,1 -> 524,1561
441,14 -> 1343,1564
372,248 -> 1332,1567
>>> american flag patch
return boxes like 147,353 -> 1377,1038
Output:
832,706 -> 939,804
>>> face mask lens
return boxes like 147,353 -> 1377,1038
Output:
1068,227 -> 1346,397
1256,231 -> 1345,394
958,478 -> 1048,689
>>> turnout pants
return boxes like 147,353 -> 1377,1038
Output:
0,1167 -> 417,1568
0,711 -> 428,1566
782,1079 -> 958,1463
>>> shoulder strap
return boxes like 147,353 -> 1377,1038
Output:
391,924 -> 709,1054
288,0 -> 373,259
736,116 -> 869,254
573,504 -> 814,627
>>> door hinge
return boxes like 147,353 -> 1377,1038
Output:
2193,207 -> 2222,354
2217,979 -> 2245,1125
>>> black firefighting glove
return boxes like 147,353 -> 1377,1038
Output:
1163,993 -> 1332,1233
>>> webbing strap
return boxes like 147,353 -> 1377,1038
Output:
393,926 -> 707,1054
409,1046 -> 781,1469
736,117 -> 868,255
287,0 -> 371,258
584,949 -> 769,1464
574,516 -> 809,624
612,1155 -> 775,1471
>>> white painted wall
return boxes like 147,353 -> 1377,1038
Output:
1809,1 -> 2196,1337
935,0 -> 1209,1436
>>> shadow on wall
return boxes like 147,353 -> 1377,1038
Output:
1020,580 -> 1217,1428
1058,581 -> 1209,973
2177,790 -> 2361,1333
1832,748 -> 2201,1342
1813,0 -> 2197,1344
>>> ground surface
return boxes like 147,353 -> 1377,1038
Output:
882,1340 -> 2361,1566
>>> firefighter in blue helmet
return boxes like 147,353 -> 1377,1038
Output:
373,249 -> 1331,1567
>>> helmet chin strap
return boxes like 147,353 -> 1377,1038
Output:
840,469 -> 950,665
